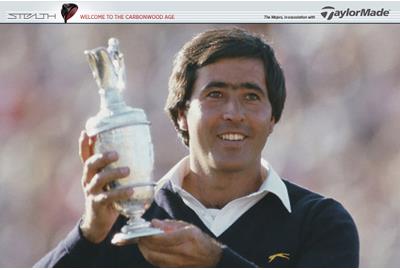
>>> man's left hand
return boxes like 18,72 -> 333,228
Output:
138,219 -> 223,267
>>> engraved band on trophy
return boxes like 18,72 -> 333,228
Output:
84,38 -> 163,245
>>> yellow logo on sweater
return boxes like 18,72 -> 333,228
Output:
268,252 -> 290,263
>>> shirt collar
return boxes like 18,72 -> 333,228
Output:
157,156 -> 291,213
259,159 -> 292,213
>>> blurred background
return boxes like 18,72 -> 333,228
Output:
0,24 -> 399,267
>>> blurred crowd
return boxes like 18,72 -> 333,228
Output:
0,24 -> 399,267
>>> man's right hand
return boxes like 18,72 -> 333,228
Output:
78,131 -> 133,243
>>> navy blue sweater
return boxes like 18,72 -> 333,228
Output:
34,180 -> 359,267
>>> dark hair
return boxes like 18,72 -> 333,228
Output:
165,28 -> 286,146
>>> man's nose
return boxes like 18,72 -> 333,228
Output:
222,97 -> 245,122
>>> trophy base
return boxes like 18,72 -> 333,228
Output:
111,227 -> 164,246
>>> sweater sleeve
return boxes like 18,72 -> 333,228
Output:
296,198 -> 360,267
33,220 -> 106,267
216,245 -> 258,267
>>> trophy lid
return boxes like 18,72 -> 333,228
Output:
84,38 -> 149,137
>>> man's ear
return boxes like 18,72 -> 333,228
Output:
177,109 -> 188,131
268,116 -> 276,135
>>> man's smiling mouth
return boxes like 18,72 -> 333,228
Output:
218,133 -> 246,141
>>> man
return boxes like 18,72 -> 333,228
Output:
35,28 -> 359,267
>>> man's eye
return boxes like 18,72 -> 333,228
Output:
245,93 -> 261,101
207,91 -> 223,98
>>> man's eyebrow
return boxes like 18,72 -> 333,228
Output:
239,82 -> 266,95
202,81 -> 266,95
201,81 -> 229,91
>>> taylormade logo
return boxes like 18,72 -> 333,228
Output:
321,6 -> 390,20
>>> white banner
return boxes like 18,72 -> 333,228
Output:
0,1 -> 399,23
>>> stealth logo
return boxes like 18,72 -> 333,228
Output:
321,6 -> 390,20
8,13 -> 56,20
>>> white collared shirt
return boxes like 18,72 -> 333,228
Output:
157,156 -> 291,237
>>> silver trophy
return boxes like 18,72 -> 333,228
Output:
84,38 -> 163,245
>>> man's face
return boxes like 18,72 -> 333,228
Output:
178,57 -> 275,172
